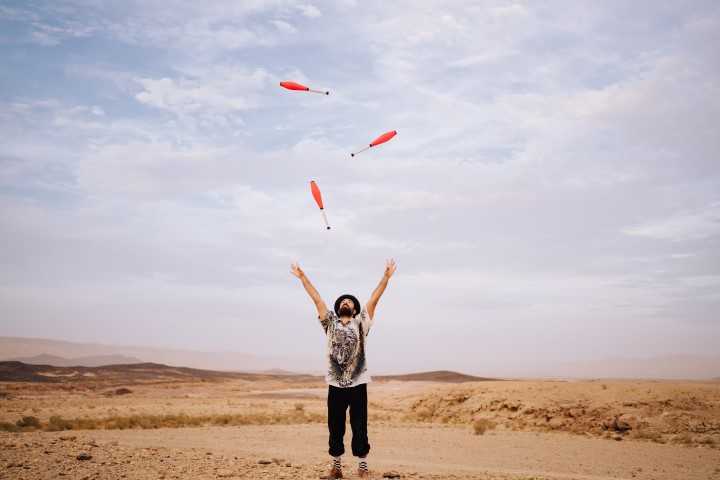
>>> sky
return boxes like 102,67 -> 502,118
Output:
1,1 -> 719,376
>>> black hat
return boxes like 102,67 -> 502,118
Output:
334,294 -> 361,317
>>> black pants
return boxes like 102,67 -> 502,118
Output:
327,383 -> 370,457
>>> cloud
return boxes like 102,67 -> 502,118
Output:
489,4 -> 529,18
135,77 -> 251,112
271,19 -> 297,34
95,2 -> 292,55
297,4 -> 322,18
623,205 -> 720,241
1,0 -> 720,367
28,21 -> 96,46
132,67 -> 274,128
447,50 -> 517,68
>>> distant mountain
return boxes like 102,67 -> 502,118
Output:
374,370 -> 498,383
258,368 -> 307,375
550,354 -> 720,380
0,361 -> 491,385
0,361 -> 321,384
0,336 -> 323,374
9,354 -> 143,367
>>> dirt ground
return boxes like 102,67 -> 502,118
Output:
1,377 -> 719,479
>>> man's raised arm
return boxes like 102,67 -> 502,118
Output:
366,259 -> 396,319
291,263 -> 328,319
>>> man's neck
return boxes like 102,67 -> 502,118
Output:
339,316 -> 352,325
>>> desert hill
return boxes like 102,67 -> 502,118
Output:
374,370 -> 497,383
0,361 -> 319,385
0,361 -> 490,386
0,336 -> 321,373
8,354 -> 143,367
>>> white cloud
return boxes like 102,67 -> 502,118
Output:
447,50 -> 517,68
133,67 -> 273,124
271,19 -> 297,34
76,141 -> 236,197
2,0 -> 720,367
297,4 -> 322,18
136,77 -> 249,112
101,4 -> 282,54
623,205 -> 720,241
490,4 -> 529,18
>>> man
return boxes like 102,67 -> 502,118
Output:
291,259 -> 397,479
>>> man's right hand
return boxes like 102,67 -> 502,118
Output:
290,262 -> 304,279
291,263 -> 328,319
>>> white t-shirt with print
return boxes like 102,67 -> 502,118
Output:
319,307 -> 374,388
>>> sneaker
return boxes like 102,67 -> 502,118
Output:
327,466 -> 343,479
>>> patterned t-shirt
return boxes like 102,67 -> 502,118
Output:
319,307 -> 374,388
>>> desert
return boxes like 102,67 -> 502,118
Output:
1,362 -> 719,479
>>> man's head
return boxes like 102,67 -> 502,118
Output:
334,294 -> 360,318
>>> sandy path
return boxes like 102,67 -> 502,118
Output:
83,424 -> 719,480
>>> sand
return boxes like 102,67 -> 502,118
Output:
1,374 -> 719,479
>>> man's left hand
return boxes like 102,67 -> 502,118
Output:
384,258 -> 397,278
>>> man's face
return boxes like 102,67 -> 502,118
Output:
338,298 -> 356,317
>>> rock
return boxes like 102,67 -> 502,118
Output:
603,416 -> 632,432
613,434 -> 623,441
258,459 -> 272,465
59,435 -> 77,441
614,417 -> 632,432
216,468 -> 233,477
383,471 -> 401,478
548,417 -> 567,429
285,462 -> 292,467
76,452 -> 93,461
618,414 -> 637,428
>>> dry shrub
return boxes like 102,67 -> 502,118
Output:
34,410 -> 325,432
16,416 -> 41,429
414,406 -> 435,422
673,433 -> 694,445
47,416 -> 73,431
697,436 -> 716,447
632,429 -> 665,443
73,418 -> 101,430
105,414 -> 203,429
473,418 -> 497,435
0,422 -> 19,432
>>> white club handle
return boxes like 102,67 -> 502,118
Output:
320,209 -> 331,230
